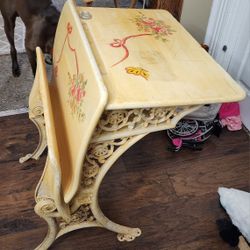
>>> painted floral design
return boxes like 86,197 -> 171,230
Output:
68,72 -> 87,121
110,12 -> 175,67
132,12 -> 175,42
54,22 -> 87,122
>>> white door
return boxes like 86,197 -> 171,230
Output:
233,42 -> 250,131
205,0 -> 250,130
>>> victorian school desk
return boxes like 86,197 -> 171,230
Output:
20,0 -> 245,249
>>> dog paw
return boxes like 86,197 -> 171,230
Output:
12,66 -> 21,77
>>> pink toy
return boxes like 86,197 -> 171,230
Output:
219,103 -> 242,131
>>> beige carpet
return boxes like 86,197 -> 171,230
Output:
0,53 -> 33,114
0,16 -> 25,55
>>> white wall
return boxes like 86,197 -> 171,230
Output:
180,0 -> 213,43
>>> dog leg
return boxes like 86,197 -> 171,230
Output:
83,0 -> 94,7
25,47 -> 37,76
129,0 -> 137,8
2,13 -> 20,77
114,0 -> 119,7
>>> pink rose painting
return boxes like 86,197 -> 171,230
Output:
110,12 -> 175,67
68,72 -> 87,121
54,22 -> 86,122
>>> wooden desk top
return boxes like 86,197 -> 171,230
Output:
77,7 -> 245,110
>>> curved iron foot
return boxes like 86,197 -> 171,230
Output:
19,116 -> 47,163
86,135 -> 146,241
34,199 -> 58,250
117,229 -> 142,241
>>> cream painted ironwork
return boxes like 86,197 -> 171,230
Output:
20,0 -> 245,249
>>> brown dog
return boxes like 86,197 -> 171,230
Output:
0,0 -> 60,77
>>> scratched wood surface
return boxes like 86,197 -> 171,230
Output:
0,113 -> 249,250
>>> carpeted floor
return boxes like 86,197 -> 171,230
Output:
0,16 -> 25,55
0,0 -> 142,114
0,53 -> 33,112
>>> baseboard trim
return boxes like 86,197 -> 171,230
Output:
0,108 -> 28,117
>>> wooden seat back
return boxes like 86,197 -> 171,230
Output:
34,47 -> 69,217
50,0 -> 107,203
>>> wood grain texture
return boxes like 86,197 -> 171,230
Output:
51,2 -> 108,202
0,113 -> 249,249
79,7 -> 245,110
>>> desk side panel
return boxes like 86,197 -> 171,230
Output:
52,0 -> 108,203
35,48 -> 62,202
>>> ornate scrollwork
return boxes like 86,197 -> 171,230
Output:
73,138 -> 130,213
92,106 -> 199,141
35,197 -> 57,216
58,205 -> 95,229
97,108 -> 176,132
93,107 -> 197,139
88,138 -> 128,163
81,138 -> 129,188
31,106 -> 44,117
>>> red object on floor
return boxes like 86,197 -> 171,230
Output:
219,103 -> 242,131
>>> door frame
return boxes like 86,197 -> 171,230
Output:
204,0 -> 250,130
204,0 -> 248,70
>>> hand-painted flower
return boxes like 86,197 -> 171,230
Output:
67,22 -> 73,34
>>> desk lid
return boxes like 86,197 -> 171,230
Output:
77,7 -> 245,110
